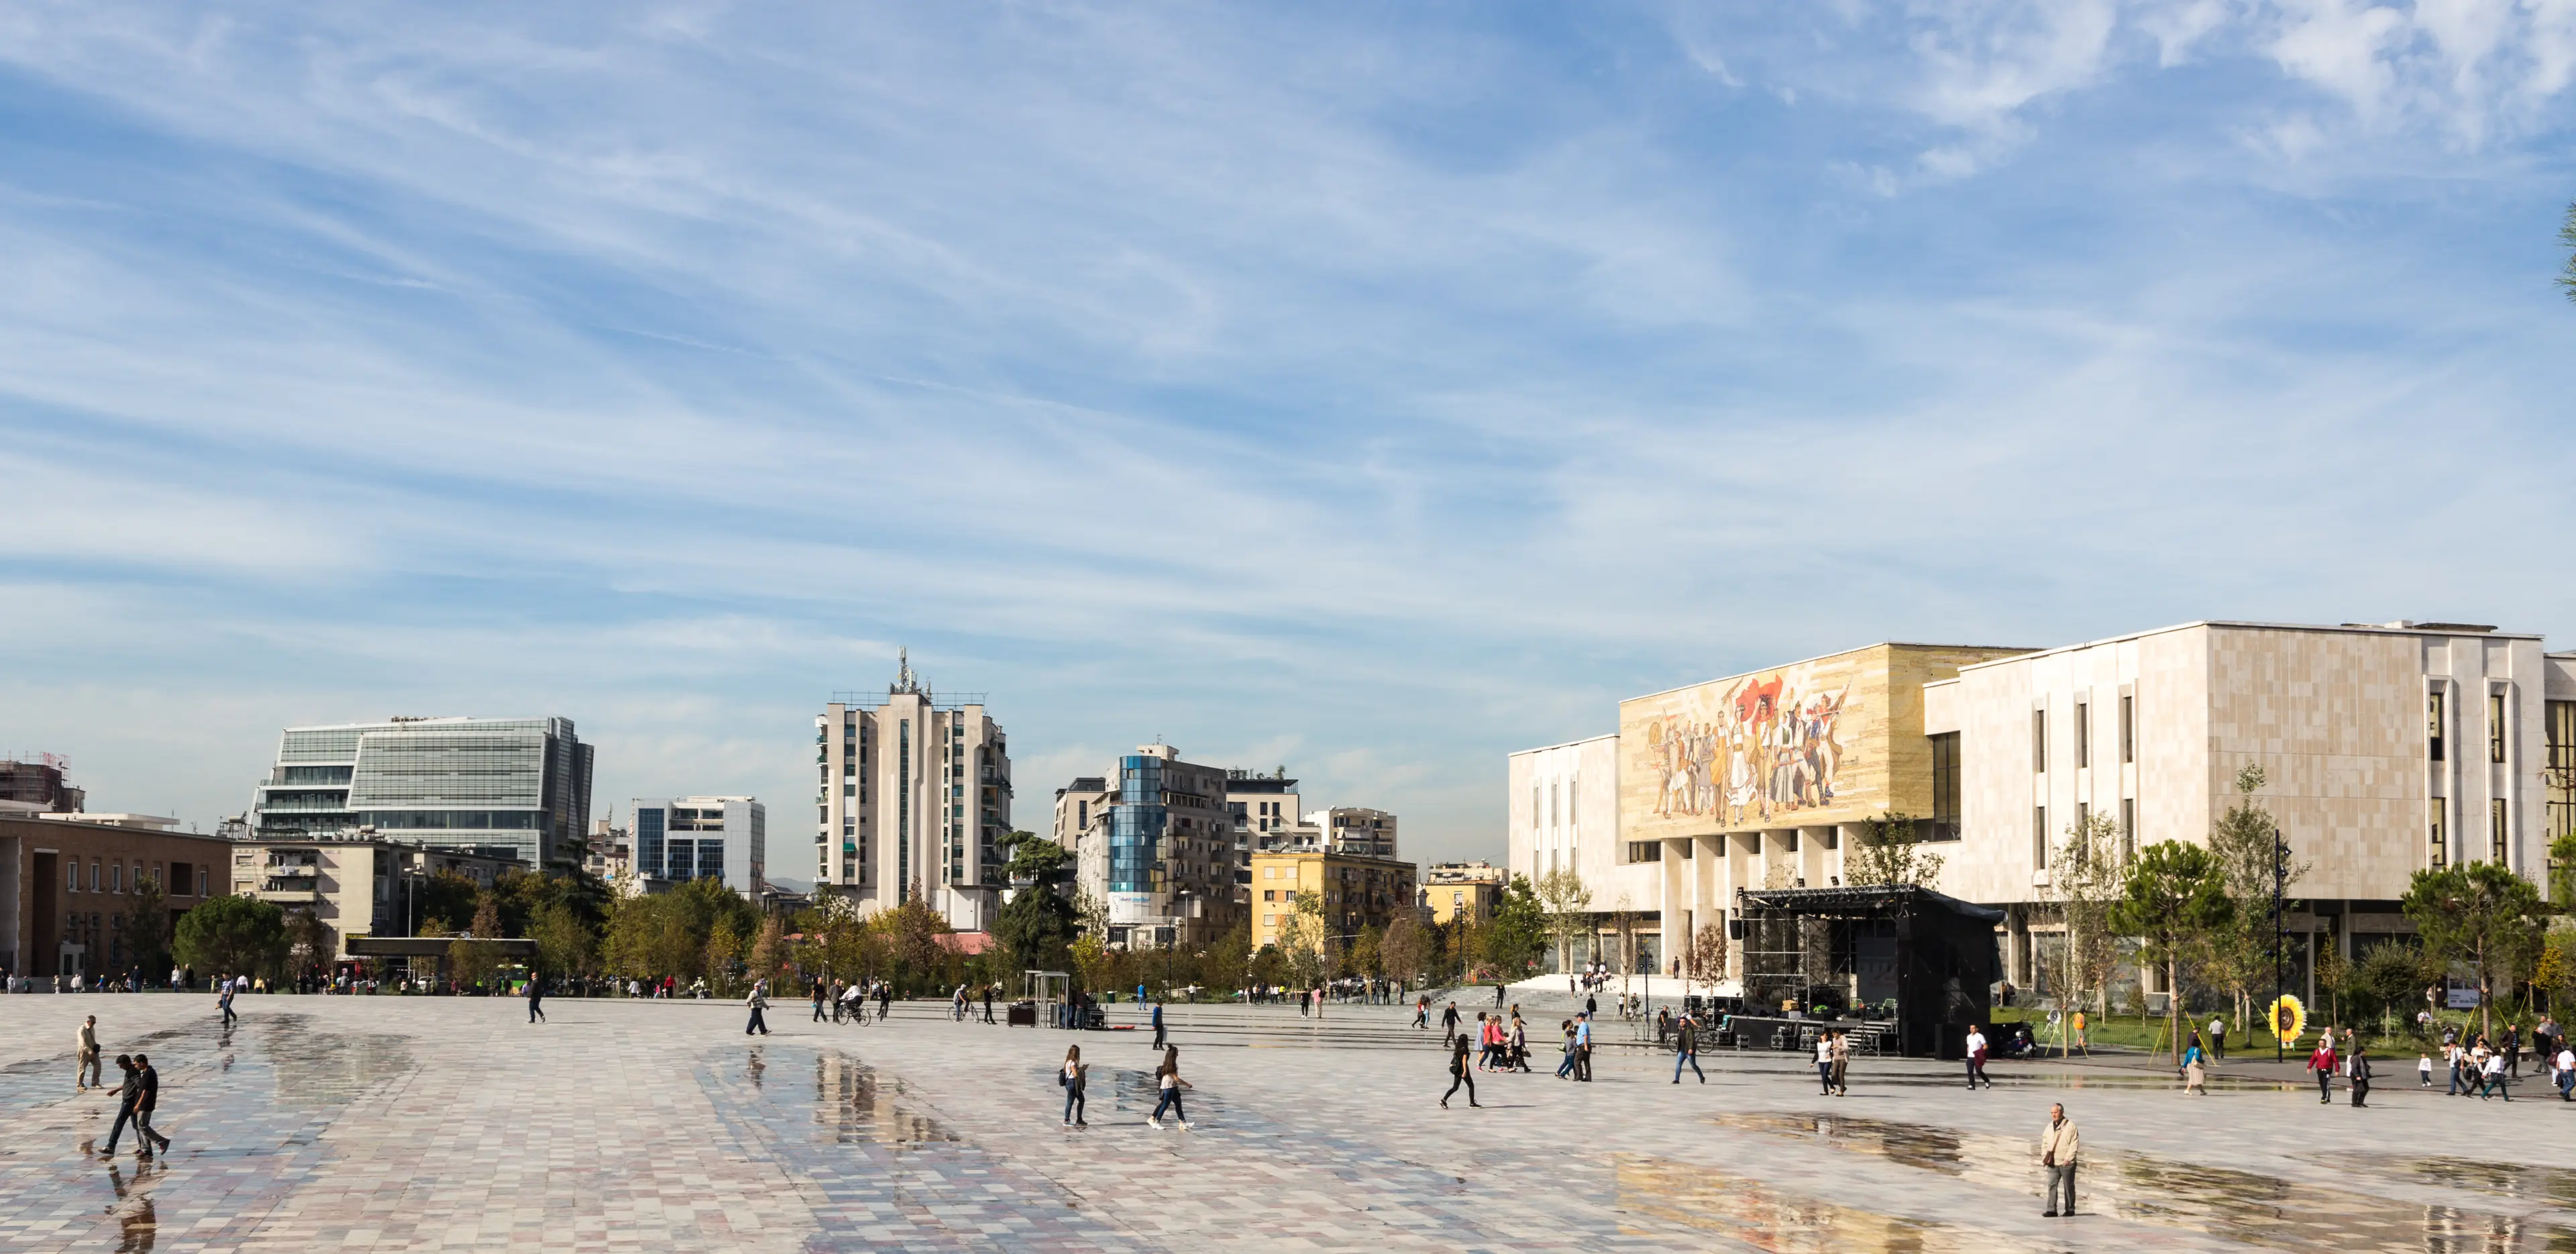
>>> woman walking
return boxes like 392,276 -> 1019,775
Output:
1150,1046 -> 1193,1130
1442,1029 -> 1481,1108
2182,1033 -> 2208,1095
1060,1045 -> 1089,1126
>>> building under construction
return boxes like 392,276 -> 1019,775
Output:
0,757 -> 83,813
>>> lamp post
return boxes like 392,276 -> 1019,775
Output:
2273,825 -> 2288,1064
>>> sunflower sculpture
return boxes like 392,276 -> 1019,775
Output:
2267,993 -> 2307,1046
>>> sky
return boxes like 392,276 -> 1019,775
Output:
1,1 -> 2571,882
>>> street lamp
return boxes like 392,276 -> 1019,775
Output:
2273,825 -> 2289,1064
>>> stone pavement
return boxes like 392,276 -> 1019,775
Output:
3,993 -> 2572,1252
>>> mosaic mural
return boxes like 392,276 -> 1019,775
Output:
1637,667 -> 1854,826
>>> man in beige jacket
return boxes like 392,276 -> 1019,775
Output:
76,1015 -> 101,1092
2041,1102 -> 2080,1216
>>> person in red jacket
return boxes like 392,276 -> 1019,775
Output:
2307,1037 -> 2339,1104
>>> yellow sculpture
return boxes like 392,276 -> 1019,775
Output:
2267,993 -> 2306,1046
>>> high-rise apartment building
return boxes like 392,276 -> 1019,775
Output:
250,717 -> 594,870
812,654 -> 1012,931
1310,806 -> 1398,859
631,796 -> 766,894
1061,745 -> 1242,947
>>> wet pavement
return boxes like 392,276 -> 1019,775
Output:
1,994 -> 2571,1251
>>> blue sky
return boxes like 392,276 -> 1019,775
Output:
2,2 -> 2571,879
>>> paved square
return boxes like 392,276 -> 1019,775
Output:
4,994 -> 2572,1251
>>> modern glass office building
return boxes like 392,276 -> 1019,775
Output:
250,717 -> 594,870
630,796 -> 765,894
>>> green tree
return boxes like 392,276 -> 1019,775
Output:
1203,923 -> 1252,995
2047,811 -> 2124,1021
2110,841 -> 2233,1064
1378,911 -> 1428,990
1277,890 -> 1330,989
1348,924 -> 1383,981
992,837 -> 1079,975
873,891 -> 953,992
1847,811 -> 1945,888
1481,874 -> 1548,976
2204,765 -> 2306,1037
173,894 -> 290,980
414,870 -> 484,934
122,872 -> 174,979
2549,831 -> 2576,909
2403,861 -> 2547,1041
448,894 -> 506,991
1534,868 -> 1593,975
531,902 -> 596,979
282,910 -> 331,984
748,915 -> 786,988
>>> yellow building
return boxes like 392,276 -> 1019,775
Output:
1250,848 -> 1417,951
1421,860 -> 1505,927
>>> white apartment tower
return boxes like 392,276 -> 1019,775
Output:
813,652 -> 1012,931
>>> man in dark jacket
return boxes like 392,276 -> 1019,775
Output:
132,1053 -> 172,1155
1672,1014 -> 1705,1084
101,1055 -> 140,1156
2349,1041 -> 2373,1108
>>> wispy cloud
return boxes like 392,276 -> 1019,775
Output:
0,2 -> 2569,872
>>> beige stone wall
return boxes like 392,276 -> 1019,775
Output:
1941,622 -> 2555,909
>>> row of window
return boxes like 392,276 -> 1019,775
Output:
2029,800 -> 2139,870
2031,695 -> 2137,773
66,859 -> 205,898
2426,691 -> 2517,764
1529,777 -> 1580,831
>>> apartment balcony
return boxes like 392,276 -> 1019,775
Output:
264,864 -> 319,877
255,882 -> 322,900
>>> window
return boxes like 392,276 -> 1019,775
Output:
1263,890 -> 1275,901
2429,800 -> 2447,868
2120,798 -> 2135,862
66,862 -> 76,892
1782,830 -> 1800,853
2073,802 -> 2090,864
2550,701 -> 2575,844
2075,702 -> 2090,768
2033,806 -> 2048,868
1550,782 -> 1560,827
2491,798 -> 2507,863
2490,693 -> 2507,764
2121,694 -> 2135,764
1929,732 -> 1961,838
112,864 -> 123,893
1625,841 -> 1662,862
2033,709 -> 2047,773
1264,866 -> 1277,880
1532,786 -> 1540,831
2428,690 -> 2446,761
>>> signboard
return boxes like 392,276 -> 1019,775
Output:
2446,986 -> 2483,1010
1108,891 -> 1153,925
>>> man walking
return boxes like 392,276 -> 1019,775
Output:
1672,1013 -> 1704,1084
1966,1025 -> 1993,1090
527,974 -> 546,1024
101,1055 -> 142,1156
1574,1012 -> 1594,1082
2308,1036 -> 2338,1104
812,980 -> 829,1023
1151,1000 -> 1167,1050
1440,1000 -> 1461,1046
219,982 -> 238,1028
2349,1040 -> 2371,1108
745,981 -> 771,1036
1831,1028 -> 1850,1096
76,1016 -> 101,1092
2040,1102 -> 2080,1217
982,984 -> 996,1025
131,1053 -> 172,1157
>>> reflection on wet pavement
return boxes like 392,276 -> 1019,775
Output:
1715,1110 -> 2576,1253
0,1012 -> 415,1251
2402,1157 -> 2576,1208
1615,1153 -> 2048,1253
804,1049 -> 956,1143
694,1043 -> 1142,1252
